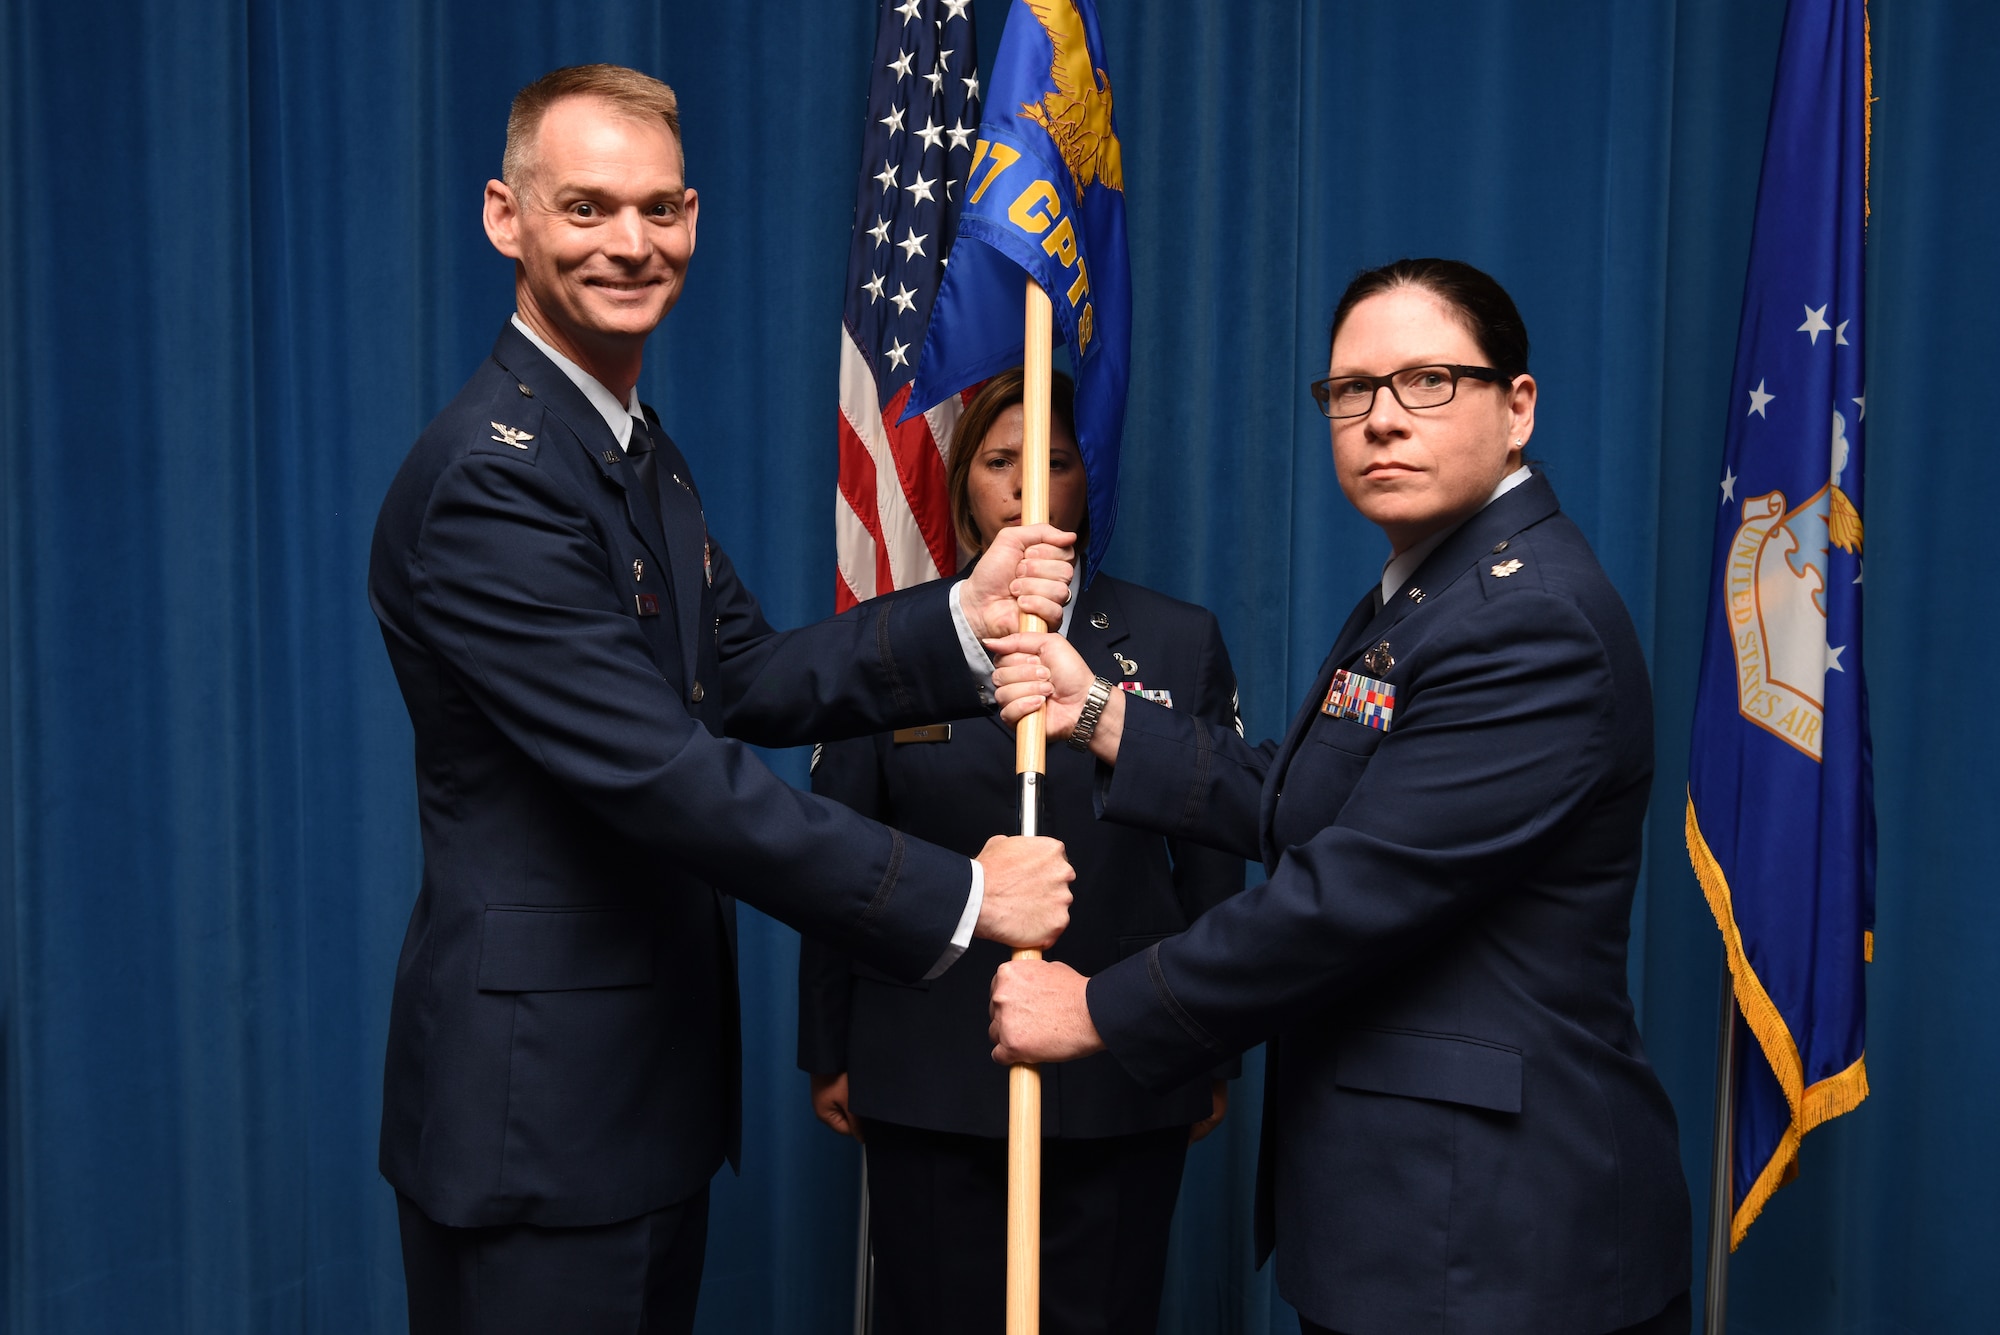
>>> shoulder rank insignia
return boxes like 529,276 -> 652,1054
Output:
1322,668 -> 1395,732
1116,682 -> 1173,709
490,422 -> 535,449
1490,558 -> 1524,578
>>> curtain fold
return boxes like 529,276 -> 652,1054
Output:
3,2 -> 1994,1331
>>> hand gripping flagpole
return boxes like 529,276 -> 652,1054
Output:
1006,277 -> 1055,1335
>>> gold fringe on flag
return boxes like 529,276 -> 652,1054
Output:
1686,791 -> 1871,1247
1864,1 -> 1874,227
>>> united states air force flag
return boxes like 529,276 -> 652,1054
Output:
1686,0 -> 1876,1248
905,0 -> 1130,581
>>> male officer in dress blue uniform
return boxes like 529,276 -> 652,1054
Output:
368,65 -> 1077,1334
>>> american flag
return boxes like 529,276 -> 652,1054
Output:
834,0 -> 981,609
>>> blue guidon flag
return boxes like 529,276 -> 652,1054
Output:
904,0 -> 1130,582
1686,0 -> 1876,1248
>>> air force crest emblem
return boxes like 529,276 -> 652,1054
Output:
1723,409 -> 1863,761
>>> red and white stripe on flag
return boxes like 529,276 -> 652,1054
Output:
834,331 -> 968,609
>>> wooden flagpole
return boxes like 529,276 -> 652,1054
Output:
1006,278 -> 1055,1335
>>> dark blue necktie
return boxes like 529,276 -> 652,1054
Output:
625,416 -> 664,529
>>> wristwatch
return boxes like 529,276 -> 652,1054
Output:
1068,676 -> 1116,753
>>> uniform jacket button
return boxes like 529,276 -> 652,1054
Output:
690,681 -> 705,703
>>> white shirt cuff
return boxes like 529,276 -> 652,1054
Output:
949,579 -> 995,705
924,858 -> 984,980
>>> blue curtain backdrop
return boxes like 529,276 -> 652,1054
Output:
2,0 -> 1993,1330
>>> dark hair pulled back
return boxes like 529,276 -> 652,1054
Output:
1328,258 -> 1530,381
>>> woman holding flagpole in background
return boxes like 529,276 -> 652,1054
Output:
799,367 -> 1245,1335
984,261 -> 1693,1335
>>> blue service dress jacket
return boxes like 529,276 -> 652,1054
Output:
798,573 -> 1245,1137
1084,474 -> 1691,1334
369,324 -> 991,1230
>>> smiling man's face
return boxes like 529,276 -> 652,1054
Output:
483,94 -> 698,371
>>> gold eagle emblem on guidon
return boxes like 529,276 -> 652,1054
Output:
1018,0 -> 1125,193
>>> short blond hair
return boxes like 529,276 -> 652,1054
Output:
502,64 -> 682,191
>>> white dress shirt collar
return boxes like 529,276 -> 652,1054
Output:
511,314 -> 646,451
1378,465 -> 1534,605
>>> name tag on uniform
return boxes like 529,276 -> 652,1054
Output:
892,724 -> 952,744
1322,669 -> 1395,732
1116,682 -> 1173,708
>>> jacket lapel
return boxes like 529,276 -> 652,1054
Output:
491,327 -> 673,578
1259,589 -> 1376,867
645,427 -> 711,692
1401,471 -> 1562,603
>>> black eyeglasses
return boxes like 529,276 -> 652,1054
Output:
1309,364 -> 1511,419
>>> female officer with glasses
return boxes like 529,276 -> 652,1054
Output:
984,260 -> 1692,1335
798,368 -> 1246,1335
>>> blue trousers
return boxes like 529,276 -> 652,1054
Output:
862,1120 -> 1189,1335
1301,1287 -> 1690,1335
396,1186 -> 709,1335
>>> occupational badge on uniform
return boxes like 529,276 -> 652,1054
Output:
1322,668 -> 1395,731
1362,640 -> 1395,675
1114,652 -> 1138,677
1116,683 -> 1173,708
1490,558 -> 1524,578
489,422 -> 534,449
